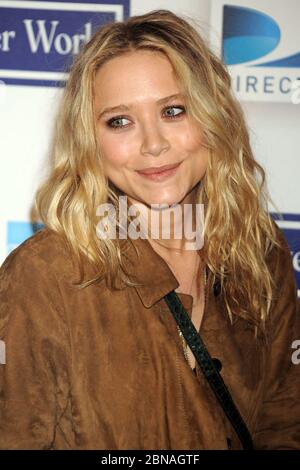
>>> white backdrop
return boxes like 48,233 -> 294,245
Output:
0,0 -> 299,295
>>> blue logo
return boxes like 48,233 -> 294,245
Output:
222,5 -> 300,68
271,213 -> 300,298
7,221 -> 44,255
0,0 -> 130,87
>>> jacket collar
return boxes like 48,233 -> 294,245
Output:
120,235 -> 181,308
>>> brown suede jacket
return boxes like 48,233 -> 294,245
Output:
0,225 -> 299,450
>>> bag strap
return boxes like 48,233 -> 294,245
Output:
164,290 -> 254,450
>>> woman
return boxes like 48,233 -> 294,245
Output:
0,9 -> 299,450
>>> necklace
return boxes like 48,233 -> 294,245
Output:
147,237 -> 193,253
149,237 -> 206,369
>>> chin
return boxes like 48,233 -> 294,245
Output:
129,189 -> 187,210
145,197 -> 180,209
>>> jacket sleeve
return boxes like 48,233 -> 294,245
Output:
0,244 -> 71,449
252,226 -> 300,449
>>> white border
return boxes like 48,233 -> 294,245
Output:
275,221 -> 300,230
0,69 -> 68,80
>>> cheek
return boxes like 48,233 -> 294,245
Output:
175,122 -> 206,152
99,135 -> 131,170
182,129 -> 209,173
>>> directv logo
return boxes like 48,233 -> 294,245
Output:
222,4 -> 300,102
0,0 -> 129,87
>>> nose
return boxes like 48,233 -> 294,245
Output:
140,123 -> 170,157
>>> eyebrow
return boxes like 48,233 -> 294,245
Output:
97,93 -> 184,120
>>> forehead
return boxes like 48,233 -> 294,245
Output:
93,50 -> 181,103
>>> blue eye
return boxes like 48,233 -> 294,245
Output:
107,116 -> 130,128
164,106 -> 185,118
106,105 -> 186,130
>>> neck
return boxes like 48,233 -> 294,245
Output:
128,184 -> 200,253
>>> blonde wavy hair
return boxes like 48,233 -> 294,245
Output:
35,9 -> 282,328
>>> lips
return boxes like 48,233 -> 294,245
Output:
136,162 -> 181,175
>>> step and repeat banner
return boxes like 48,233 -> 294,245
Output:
0,0 -> 299,296
209,0 -> 300,296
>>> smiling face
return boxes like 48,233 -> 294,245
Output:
93,49 -> 209,209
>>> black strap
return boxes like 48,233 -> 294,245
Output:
164,290 -> 254,450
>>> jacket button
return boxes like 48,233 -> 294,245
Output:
212,357 -> 222,372
213,279 -> 221,297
